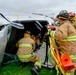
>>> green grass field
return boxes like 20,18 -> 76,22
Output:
0,62 -> 57,75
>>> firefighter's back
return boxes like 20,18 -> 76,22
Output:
17,37 -> 35,55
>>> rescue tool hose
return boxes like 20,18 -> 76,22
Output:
0,13 -> 24,29
3,53 -> 19,65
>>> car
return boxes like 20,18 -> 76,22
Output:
0,13 -> 53,66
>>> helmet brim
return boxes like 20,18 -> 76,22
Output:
57,15 -> 70,19
57,15 -> 59,18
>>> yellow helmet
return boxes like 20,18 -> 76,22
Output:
24,31 -> 31,38
71,16 -> 76,21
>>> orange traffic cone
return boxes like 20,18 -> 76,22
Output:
60,54 -> 75,71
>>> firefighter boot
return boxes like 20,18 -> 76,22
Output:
17,59 -> 27,67
30,66 -> 40,75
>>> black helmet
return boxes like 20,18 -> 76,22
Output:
57,10 -> 70,19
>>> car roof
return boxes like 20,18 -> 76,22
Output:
0,13 -> 53,25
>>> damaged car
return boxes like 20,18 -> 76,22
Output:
0,13 -> 56,75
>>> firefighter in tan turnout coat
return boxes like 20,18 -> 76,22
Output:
53,10 -> 76,75
16,31 -> 42,75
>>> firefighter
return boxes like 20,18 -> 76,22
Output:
31,34 -> 41,50
35,34 -> 42,49
69,12 -> 76,29
51,10 -> 76,75
16,31 -> 42,75
69,12 -> 75,23
70,16 -> 76,29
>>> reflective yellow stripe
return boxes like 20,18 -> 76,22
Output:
47,31 -> 50,35
34,59 -> 42,68
18,53 -> 35,59
62,36 -> 76,41
19,44 -> 32,48
66,72 -> 70,75
70,55 -> 76,60
50,31 -> 56,38
19,58 -> 29,62
18,53 -> 35,62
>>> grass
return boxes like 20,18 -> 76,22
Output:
0,62 -> 57,75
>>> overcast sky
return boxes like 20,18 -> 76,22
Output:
0,0 -> 76,17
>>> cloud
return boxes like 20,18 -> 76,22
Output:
0,0 -> 76,17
